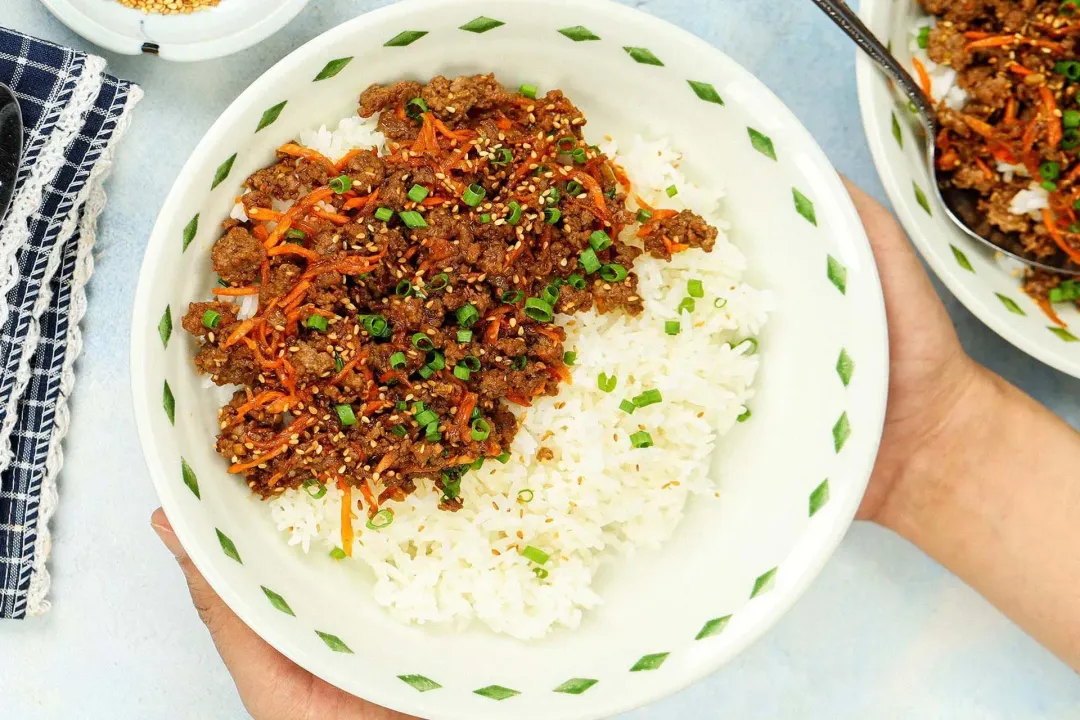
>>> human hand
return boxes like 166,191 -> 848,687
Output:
151,508 -> 415,720
842,180 -> 993,525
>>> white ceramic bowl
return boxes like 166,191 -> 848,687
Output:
857,0 -> 1080,377
132,1 -> 889,717
40,0 -> 307,61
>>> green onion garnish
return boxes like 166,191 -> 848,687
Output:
513,355 -> 528,370
330,175 -> 353,194
501,289 -> 524,304
329,547 -> 347,560
521,545 -> 549,565
517,489 -> 534,503
425,422 -> 441,442
534,567 -> 549,579
570,148 -> 585,164
395,280 -> 413,297
302,478 -> 326,499
600,264 -> 628,283
619,399 -> 636,414
408,184 -> 430,203
544,207 -> 562,224
507,201 -> 523,225
335,404 -> 357,426
1056,60 -> 1080,81
202,309 -> 221,330
457,303 -> 479,328
461,356 -> 482,372
491,148 -> 513,166
391,424 -> 407,437
566,181 -> 584,197
520,83 -> 538,99
633,389 -> 663,408
687,279 -> 704,298
1064,129 -> 1080,151
1042,162 -> 1062,180
426,350 -> 445,371
406,97 -> 429,119
497,451 -> 511,464
399,210 -> 428,229
334,354 -> 345,373
462,184 -> 486,207
636,208 -> 653,224
425,273 -> 448,291
917,26 -> 930,49
597,372 -> 617,393
457,329 -> 473,343
714,297 -> 728,309
547,187 -> 562,204
470,457 -> 485,471
678,297 -> 696,314
362,314 -> 389,338
453,365 -> 471,381
563,351 -> 576,365
737,409 -> 752,422
524,297 -> 553,322
1065,110 -> 1080,130
541,284 -> 560,306
389,351 -> 406,369
579,248 -> 601,274
286,228 -> 307,240
305,314 -> 328,332
471,417 -> 491,441
665,320 -> 680,335
630,430 -> 654,448
415,409 -> 438,427
366,509 -> 395,530
736,338 -> 759,355
480,213 -> 492,224
411,332 -> 434,351
589,230 -> 612,252
666,185 -> 679,197
375,206 -> 393,222
568,274 -> 587,290
557,136 -> 577,153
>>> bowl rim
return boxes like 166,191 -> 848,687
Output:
131,0 -> 890,716
854,0 -> 1080,379
38,0 -> 308,62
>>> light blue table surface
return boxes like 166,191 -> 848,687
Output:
2,0 -> 1079,718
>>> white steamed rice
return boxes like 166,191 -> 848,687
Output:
259,113 -> 770,639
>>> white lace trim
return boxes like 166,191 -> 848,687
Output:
25,84 -> 144,616
0,56 -> 107,477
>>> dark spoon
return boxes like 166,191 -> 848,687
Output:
0,83 -> 23,225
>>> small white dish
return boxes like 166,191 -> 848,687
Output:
39,0 -> 307,62
131,0 -> 889,717
857,0 -> 1080,378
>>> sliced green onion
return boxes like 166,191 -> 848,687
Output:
665,320 -> 681,336
457,329 -> 473,343
678,297 -> 696,314
917,26 -> 930,49
544,207 -> 562,224
619,399 -> 637,414
390,424 -> 407,437
366,509 -> 395,530
636,208 -> 653,224
600,264 -> 628,283
1063,0 -> 1080,14
633,389 -> 663,408
335,404 -> 357,426
375,206 -> 393,222
457,303 -> 479,328
334,354 -> 345,373
557,136 -> 577,153
1042,162 -> 1062,180
666,185 -> 679,197
411,332 -> 434,351
497,451 -> 511,464
1064,129 -> 1080,151
533,165 -> 549,177
330,175 -> 352,194
217,278 -> 229,287
524,297 -> 553,322
471,406 -> 481,420
737,408 -> 752,422
521,545 -> 549,565
597,372 -> 617,393
462,184 -> 486,207
305,314 -> 328,332
509,355 -> 526,371
406,97 -> 429,119
362,314 -> 388,338
507,201 -> 523,225
1065,110 -> 1080,130
329,547 -> 347,560
630,430 -> 654,448
395,280 -> 414,297
389,351 -> 406,369
425,422 -> 441,442
461,356 -> 482,372
399,210 -> 428,229
589,230 -> 612,252
426,273 -> 449,292
517,489 -> 534,503
491,148 -> 513,166
570,147 -> 586,164
547,187 -> 562,204
566,180 -> 584,197
286,228 -> 307,240
480,213 -> 492,224
736,337 -> 759,355
714,297 -> 728,309
579,248 -> 601,274
470,457 -> 485,472
563,351 -> 576,366
471,417 -> 491,441
687,279 -> 704,298
568,273 -> 586,290
302,478 -> 326,499
501,289 -> 524,304
406,184 -> 428,204
533,567 -> 549,579
426,350 -> 445,371
415,409 -> 438,427
520,83 -> 538,99
202,309 -> 221,330
541,284 -> 560,306
453,365 -> 471,381
1056,60 -> 1080,81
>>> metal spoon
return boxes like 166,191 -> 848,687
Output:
0,83 -> 22,226
810,0 -> 1078,275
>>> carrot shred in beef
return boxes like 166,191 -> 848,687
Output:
277,143 -> 336,172
1042,208 -> 1080,264
1040,86 -> 1063,148
212,286 -> 259,297
911,56 -> 933,99
267,244 -> 321,261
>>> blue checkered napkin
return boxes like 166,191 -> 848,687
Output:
0,28 -> 141,619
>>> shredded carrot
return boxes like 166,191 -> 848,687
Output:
455,392 -> 477,435
963,31 -> 992,40
265,187 -> 335,248
662,235 -> 690,255
267,244 -> 321,261
1042,208 -> 1080,264
1004,98 -> 1018,125
224,318 -> 261,348
973,157 -> 995,180
1007,63 -> 1033,77
332,351 -> 366,386
432,116 -> 465,142
505,390 -> 532,407
334,148 -> 364,172
1037,296 -> 1068,328
343,191 -> 378,210
965,35 -> 1018,51
278,143 -> 336,172
339,483 -> 353,557
228,443 -> 291,473
212,286 -> 259,297
638,209 -> 679,238
570,170 -> 612,222
412,112 -> 440,153
363,400 -> 393,416
960,114 -> 996,140
1040,86 -> 1063,148
374,452 -> 396,475
278,279 -> 311,310
485,318 -> 501,344
911,57 -> 933,99
312,208 -> 351,225
253,225 -> 270,242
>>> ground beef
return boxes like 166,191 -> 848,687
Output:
212,227 -> 265,285
358,81 -> 424,117
182,302 -> 238,338
343,150 -> 385,193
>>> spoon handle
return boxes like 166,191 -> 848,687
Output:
809,0 -> 937,132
